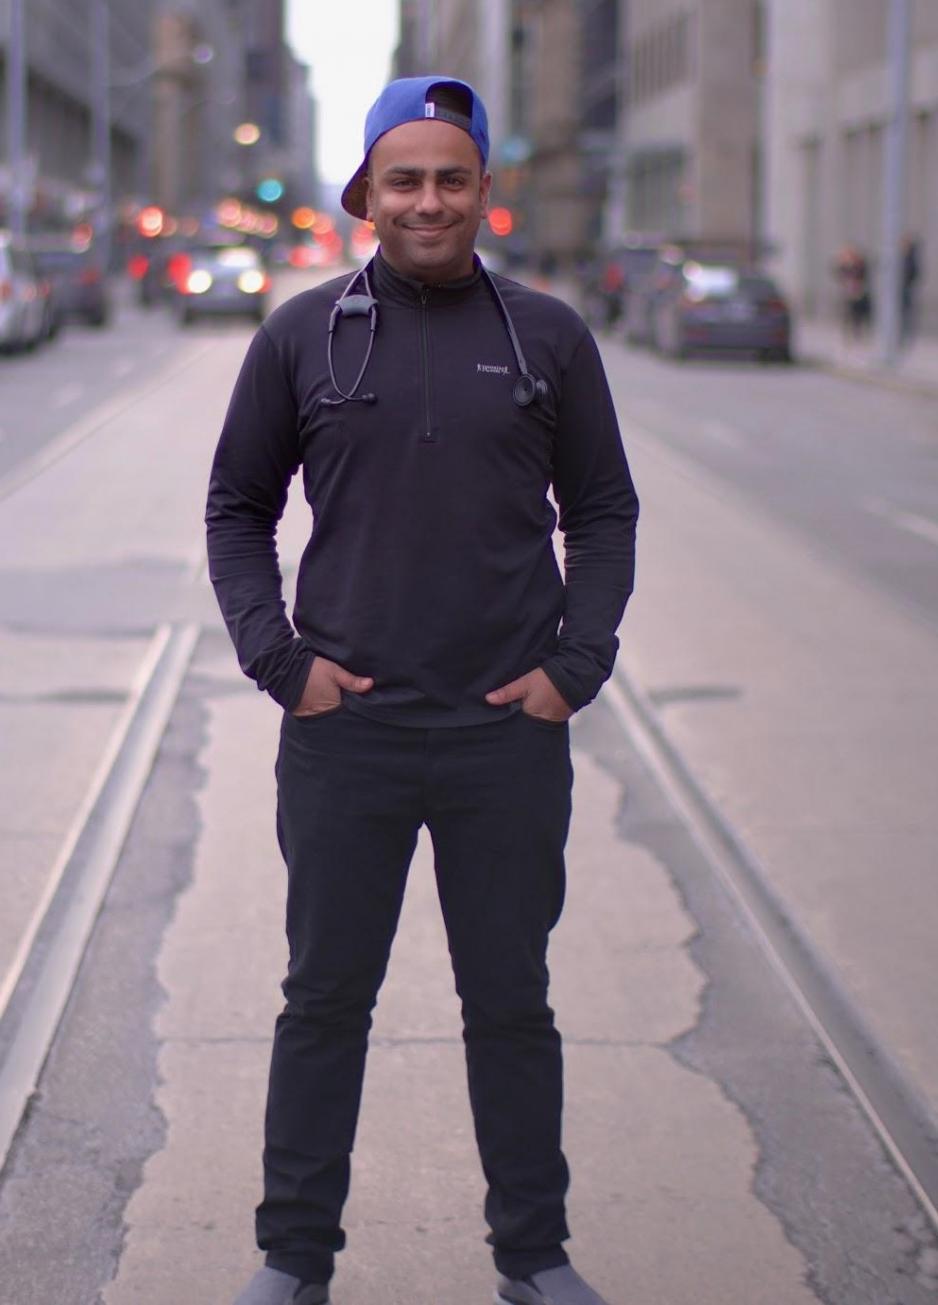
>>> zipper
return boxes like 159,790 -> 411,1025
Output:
419,286 -> 434,443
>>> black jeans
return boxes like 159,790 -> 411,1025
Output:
260,705 -> 574,1284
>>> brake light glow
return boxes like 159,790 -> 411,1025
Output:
0,280 -> 12,302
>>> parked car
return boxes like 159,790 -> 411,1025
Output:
582,238 -> 663,330
171,244 -> 271,324
29,236 -> 111,328
654,261 -> 793,361
0,231 -> 47,353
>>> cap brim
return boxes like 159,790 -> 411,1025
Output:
341,162 -> 369,219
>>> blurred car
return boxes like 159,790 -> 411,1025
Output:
582,239 -> 663,330
129,234 -> 200,306
172,244 -> 271,324
0,231 -> 47,352
654,262 -> 793,361
30,237 -> 111,328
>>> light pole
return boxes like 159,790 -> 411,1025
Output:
91,0 -> 112,267
5,0 -> 27,237
877,0 -> 911,367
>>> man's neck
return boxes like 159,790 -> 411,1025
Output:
377,248 -> 479,288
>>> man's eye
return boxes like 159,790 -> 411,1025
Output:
442,176 -> 465,187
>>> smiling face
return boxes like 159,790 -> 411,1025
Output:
365,119 -> 492,284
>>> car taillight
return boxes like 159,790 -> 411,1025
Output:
79,268 -> 101,286
168,253 -> 192,288
0,279 -> 12,302
127,254 -> 149,280
762,297 -> 788,314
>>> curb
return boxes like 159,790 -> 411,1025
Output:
800,350 -> 938,401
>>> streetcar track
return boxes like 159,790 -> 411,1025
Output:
605,663 -> 938,1234
0,622 -> 198,1174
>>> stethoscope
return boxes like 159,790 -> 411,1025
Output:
322,262 -> 549,409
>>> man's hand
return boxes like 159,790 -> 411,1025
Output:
293,657 -> 374,717
485,667 -> 573,723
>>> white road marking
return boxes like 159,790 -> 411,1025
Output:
51,382 -> 85,409
698,417 -> 746,449
863,497 -> 938,548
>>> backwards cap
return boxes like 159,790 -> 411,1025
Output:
341,75 -> 489,219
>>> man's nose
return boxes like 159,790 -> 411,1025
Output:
415,182 -> 445,214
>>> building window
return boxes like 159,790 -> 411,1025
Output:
628,10 -> 693,107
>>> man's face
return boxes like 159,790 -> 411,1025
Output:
365,119 -> 491,284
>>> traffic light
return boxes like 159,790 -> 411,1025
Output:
256,178 -> 284,204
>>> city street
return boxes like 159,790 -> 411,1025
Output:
1,268 -> 937,1304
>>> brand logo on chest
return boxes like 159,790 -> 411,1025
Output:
477,363 -> 510,375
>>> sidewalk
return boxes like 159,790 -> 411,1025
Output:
535,271 -> 938,400
797,317 -> 938,397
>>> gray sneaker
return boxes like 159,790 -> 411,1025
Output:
233,1266 -> 329,1305
495,1264 -> 610,1305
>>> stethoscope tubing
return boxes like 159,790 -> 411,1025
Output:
324,260 -> 545,408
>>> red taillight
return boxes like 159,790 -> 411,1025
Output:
261,273 -> 272,293
167,252 -> 192,288
0,280 -> 12,302
79,267 -> 101,286
128,254 -> 149,280
762,297 -> 788,314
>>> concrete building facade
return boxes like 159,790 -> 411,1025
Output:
1,0 -> 152,227
623,0 -> 762,248
763,0 -> 938,322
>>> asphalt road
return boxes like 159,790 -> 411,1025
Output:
0,275 -> 936,1303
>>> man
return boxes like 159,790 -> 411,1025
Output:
207,76 -> 638,1305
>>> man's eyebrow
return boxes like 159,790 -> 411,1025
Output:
382,165 -> 474,178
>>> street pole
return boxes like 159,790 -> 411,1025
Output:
877,0 -> 911,368
5,0 -> 27,237
91,0 -> 112,269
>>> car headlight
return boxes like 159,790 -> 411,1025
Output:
237,269 -> 266,294
186,270 -> 213,294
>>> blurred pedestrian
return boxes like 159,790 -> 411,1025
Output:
207,75 -> 638,1305
833,243 -> 872,341
901,234 -> 922,343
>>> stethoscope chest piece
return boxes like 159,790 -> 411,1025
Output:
512,373 -> 548,408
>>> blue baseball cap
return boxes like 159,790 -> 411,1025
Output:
341,75 -> 490,219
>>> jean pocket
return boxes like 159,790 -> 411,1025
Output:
288,702 -> 346,723
519,709 -> 569,730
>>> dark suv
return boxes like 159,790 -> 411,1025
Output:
30,237 -> 111,328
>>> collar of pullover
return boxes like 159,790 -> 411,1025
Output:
371,248 -> 484,308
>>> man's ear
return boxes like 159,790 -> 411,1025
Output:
365,173 -> 375,222
480,171 -> 493,217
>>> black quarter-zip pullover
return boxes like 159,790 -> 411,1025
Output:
206,252 -> 639,726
